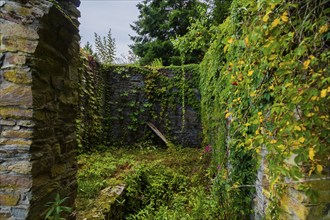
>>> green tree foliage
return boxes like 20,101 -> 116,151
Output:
94,29 -> 116,65
130,0 -> 206,65
209,0 -> 233,24
172,0 -> 233,63
83,41 -> 94,55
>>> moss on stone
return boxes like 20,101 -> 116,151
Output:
4,69 -> 32,84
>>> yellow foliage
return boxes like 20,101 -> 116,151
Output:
281,12 -> 289,22
298,137 -> 305,143
294,126 -> 301,131
317,164 -> 323,173
303,60 -> 310,69
320,89 -> 327,98
248,70 -> 254,76
319,25 -> 328,34
225,112 -> 232,119
309,147 -> 315,161
263,14 -> 270,22
271,18 -> 280,28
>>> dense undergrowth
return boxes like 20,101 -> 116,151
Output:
75,144 -> 228,219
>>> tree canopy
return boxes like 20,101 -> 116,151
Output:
130,0 -> 206,66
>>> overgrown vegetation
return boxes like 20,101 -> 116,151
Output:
76,145 -> 218,219
199,0 -> 329,218
76,0 -> 329,218
76,62 -> 201,152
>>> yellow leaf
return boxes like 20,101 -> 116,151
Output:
263,14 -> 269,22
308,166 -> 314,176
269,54 -> 277,60
225,112 -> 232,119
223,45 -> 229,53
319,25 -> 328,34
309,147 -> 315,161
307,113 -> 314,117
311,96 -> 318,101
298,137 -> 305,143
303,60 -> 310,69
248,70 -> 254,76
270,3 -> 276,10
271,18 -> 280,28
244,37 -> 249,46
281,12 -> 288,22
320,89 -> 327,98
228,38 -> 234,44
294,126 -> 301,131
317,164 -> 323,173
285,83 -> 292,87
258,112 -> 262,116
270,140 -> 277,144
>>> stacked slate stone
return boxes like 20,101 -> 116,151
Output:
0,0 -> 80,219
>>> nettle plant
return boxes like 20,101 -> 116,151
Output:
200,0 -> 329,218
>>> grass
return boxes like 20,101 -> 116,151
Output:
75,145 -> 214,219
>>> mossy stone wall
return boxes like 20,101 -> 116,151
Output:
0,0 -> 80,219
77,64 -> 202,150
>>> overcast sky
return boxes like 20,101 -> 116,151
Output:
78,0 -> 142,58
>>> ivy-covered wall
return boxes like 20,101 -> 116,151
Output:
200,0 -> 329,219
77,63 -> 201,151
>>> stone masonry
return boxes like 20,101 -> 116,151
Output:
0,0 -> 80,219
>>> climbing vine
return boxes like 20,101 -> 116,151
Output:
76,51 -> 104,153
200,0 -> 329,218
77,62 -> 201,151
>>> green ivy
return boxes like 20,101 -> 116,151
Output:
200,0 -> 329,218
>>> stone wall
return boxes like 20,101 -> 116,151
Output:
104,66 -> 201,148
0,0 -> 80,219
77,65 -> 202,150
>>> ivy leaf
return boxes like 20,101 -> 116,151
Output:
263,14 -> 270,22
225,112 -> 232,118
294,126 -> 301,131
309,147 -> 315,161
271,18 -> 280,28
281,12 -> 289,22
320,89 -> 327,98
248,70 -> 254,76
298,137 -> 305,143
316,164 -> 323,173
303,60 -> 310,69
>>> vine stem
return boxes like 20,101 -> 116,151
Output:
234,177 -> 330,188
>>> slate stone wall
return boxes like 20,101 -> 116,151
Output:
78,65 -> 201,150
101,66 -> 201,148
0,0 -> 80,219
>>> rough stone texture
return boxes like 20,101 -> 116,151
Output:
103,67 -> 201,148
0,0 -> 80,219
254,145 -> 330,219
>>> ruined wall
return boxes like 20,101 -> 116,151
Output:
0,0 -> 80,219
77,65 -> 202,151
104,66 -> 201,148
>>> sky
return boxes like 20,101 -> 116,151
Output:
78,0 -> 143,59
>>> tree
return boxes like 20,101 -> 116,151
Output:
83,41 -> 94,55
94,29 -> 116,65
210,0 -> 232,24
130,0 -> 206,66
